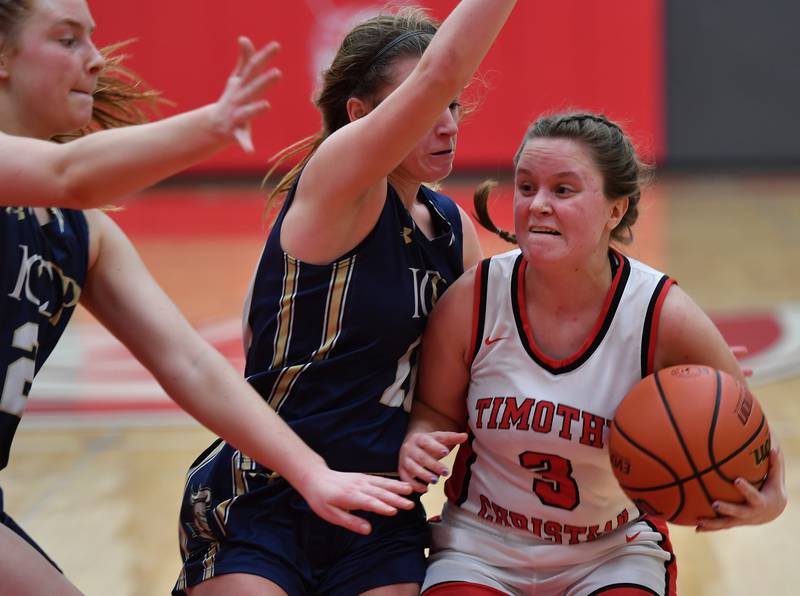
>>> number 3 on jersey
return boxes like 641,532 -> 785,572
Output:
519,450 -> 580,510
1,322 -> 39,417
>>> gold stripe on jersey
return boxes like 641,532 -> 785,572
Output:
201,541 -> 219,581
267,255 -> 356,411
184,440 -> 227,489
270,255 -> 300,369
211,449 -> 257,533
316,256 -> 355,359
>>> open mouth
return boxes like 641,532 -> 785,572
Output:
431,149 -> 452,156
530,227 -> 560,235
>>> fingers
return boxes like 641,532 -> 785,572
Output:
236,68 -> 282,105
239,41 -> 281,83
318,506 -> 373,536
730,345 -> 748,358
234,36 -> 256,76
431,431 -> 469,449
364,475 -> 413,496
232,126 -> 254,153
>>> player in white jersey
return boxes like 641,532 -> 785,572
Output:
399,112 -> 787,595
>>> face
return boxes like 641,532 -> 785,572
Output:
373,56 -> 460,184
0,0 -> 105,138
513,137 -> 627,267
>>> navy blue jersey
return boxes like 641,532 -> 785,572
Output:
244,183 -> 464,473
0,207 -> 89,469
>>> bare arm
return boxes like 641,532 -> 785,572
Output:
79,211 -> 413,535
459,205 -> 483,270
0,38 -> 280,210
284,0 -> 517,261
654,285 -> 787,529
399,269 -> 475,491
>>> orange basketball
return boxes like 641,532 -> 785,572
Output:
608,365 -> 771,525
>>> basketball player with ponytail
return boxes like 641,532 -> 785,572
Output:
174,1 -> 516,594
1,1 -> 418,593
399,112 -> 787,595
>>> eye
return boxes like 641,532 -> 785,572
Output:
59,37 -> 78,48
517,181 -> 534,194
554,184 -> 575,197
448,101 -> 461,114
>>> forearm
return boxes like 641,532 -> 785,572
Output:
408,398 -> 463,435
419,0 -> 516,91
160,341 -> 328,485
57,106 -> 230,208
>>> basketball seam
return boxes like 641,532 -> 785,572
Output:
711,414 -> 768,484
653,369 -> 716,518
612,420 -> 685,518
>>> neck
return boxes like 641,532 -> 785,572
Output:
0,93 -> 52,139
524,246 -> 614,315
387,172 -> 422,209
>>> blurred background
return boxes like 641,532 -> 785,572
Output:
2,1 -> 799,594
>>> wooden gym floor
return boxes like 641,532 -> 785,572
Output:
2,174 -> 799,595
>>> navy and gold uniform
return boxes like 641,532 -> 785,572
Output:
1,206 -> 89,567
176,183 -> 465,595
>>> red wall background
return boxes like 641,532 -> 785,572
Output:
90,0 -> 664,174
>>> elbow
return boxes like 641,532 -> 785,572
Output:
60,167 -> 104,210
416,48 -> 465,96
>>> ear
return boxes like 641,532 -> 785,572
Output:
0,38 -> 9,79
345,96 -> 370,123
608,196 -> 630,230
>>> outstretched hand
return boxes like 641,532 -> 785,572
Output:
212,37 -> 282,153
399,431 -> 468,493
696,446 -> 787,531
295,468 -> 415,535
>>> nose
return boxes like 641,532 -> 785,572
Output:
436,105 -> 459,138
530,189 -> 553,215
86,41 -> 106,75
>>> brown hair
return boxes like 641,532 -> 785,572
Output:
263,6 -> 439,216
0,0 -> 161,139
475,111 -> 653,245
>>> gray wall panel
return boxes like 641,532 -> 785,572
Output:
667,1 -> 800,166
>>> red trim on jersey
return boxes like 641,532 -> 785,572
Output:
445,436 -> 475,505
516,250 -> 627,369
645,278 -> 676,375
468,260 -> 485,364
424,582 -> 507,595
644,515 -> 678,595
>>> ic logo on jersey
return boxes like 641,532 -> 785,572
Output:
409,267 -> 445,319
8,244 -> 81,326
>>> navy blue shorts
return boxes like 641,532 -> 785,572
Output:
0,486 -> 62,572
174,441 -> 429,595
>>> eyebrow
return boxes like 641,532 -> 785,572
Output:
516,168 -> 580,179
56,18 -> 96,34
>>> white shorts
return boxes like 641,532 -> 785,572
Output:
423,504 -> 676,595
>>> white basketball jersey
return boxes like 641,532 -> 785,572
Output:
445,248 -> 675,545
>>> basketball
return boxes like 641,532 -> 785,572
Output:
608,365 -> 771,525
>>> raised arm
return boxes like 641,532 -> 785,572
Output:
654,285 -> 787,530
295,0 -> 517,219
0,38 -> 280,209
398,268 -> 475,492
78,211 -> 413,535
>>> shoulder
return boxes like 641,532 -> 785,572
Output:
654,284 -> 743,381
423,185 -> 460,220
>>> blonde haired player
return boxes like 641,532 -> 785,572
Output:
0,1 -> 414,594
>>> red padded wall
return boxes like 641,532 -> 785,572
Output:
90,0 -> 664,174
